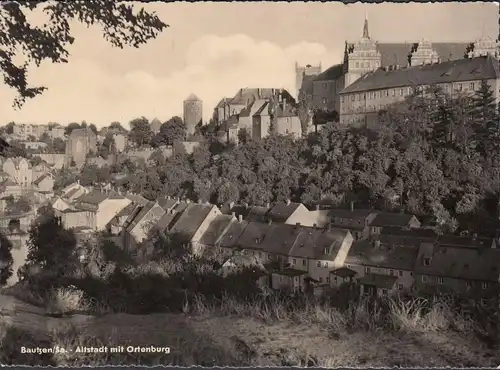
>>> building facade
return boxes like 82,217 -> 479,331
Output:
65,127 -> 97,166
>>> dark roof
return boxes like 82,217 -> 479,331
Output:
289,227 -> 351,260
370,212 -> 417,228
219,220 -> 248,249
76,190 -> 112,205
330,267 -> 357,278
157,197 -> 178,211
115,203 -> 138,218
437,235 -> 495,249
125,202 -> 156,232
328,209 -> 374,220
313,64 -> 344,82
33,173 -> 51,186
229,88 -> 288,105
346,239 -> 419,271
274,268 -> 307,277
380,227 -> 438,240
235,221 -> 272,251
414,243 -> 500,281
198,214 -> 234,246
258,223 -> 302,255
124,193 -> 149,206
340,55 -> 500,94
246,206 -> 270,222
266,202 -> 302,223
169,204 -> 213,241
358,274 -> 398,289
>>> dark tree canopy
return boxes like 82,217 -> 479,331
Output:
1,1 -> 167,108
151,116 -> 186,146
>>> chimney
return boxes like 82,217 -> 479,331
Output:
258,88 -> 261,98
350,201 -> 354,211
295,222 -> 301,228
313,223 -> 317,229
266,202 -> 270,209
77,179 -> 80,185
268,219 -> 272,225
238,214 -> 243,222
315,204 -> 320,211
167,195 -> 171,200
374,240 -> 381,248
229,201 -> 235,210
472,233 -> 477,240
286,199 -> 291,206
231,212 -> 236,218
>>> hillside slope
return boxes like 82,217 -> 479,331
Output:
0,294 -> 498,366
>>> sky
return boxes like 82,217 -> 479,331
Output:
0,1 -> 498,128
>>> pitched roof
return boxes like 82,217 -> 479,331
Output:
258,223 -> 301,255
266,202 -> 302,223
245,206 -> 270,222
414,243 -> 500,281
370,212 -> 418,228
169,204 -> 214,241
115,202 -> 138,218
215,98 -> 229,108
33,173 -> 51,186
157,197 -> 178,211
235,221 -> 272,251
328,209 -> 375,221
330,267 -> 357,278
125,201 -> 156,233
219,219 -> 248,249
380,227 -> 438,240
76,190 -> 114,205
229,88 -> 281,105
185,93 -> 201,102
124,193 -> 149,206
198,214 -> 235,246
290,227 -> 351,260
346,239 -> 420,271
274,268 -> 308,277
313,64 -> 344,82
340,55 -> 500,95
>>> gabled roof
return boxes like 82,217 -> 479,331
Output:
266,202 -> 303,223
33,173 -> 51,186
312,64 -> 344,82
219,219 -> 249,249
330,267 -> 357,278
124,193 -> 149,206
358,274 -> 398,289
346,239 -> 420,271
76,190 -> 119,205
259,223 -> 301,255
199,214 -> 235,246
125,201 -> 157,233
340,55 -> 500,95
290,227 -> 351,260
245,206 -> 269,222
215,98 -> 229,108
169,203 -> 214,241
328,209 -> 375,221
157,197 -> 178,211
370,212 -> 418,228
229,88 -> 284,105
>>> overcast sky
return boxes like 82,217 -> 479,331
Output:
0,1 -> 497,128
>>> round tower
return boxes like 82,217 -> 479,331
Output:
183,93 -> 203,137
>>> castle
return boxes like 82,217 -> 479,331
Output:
297,12 -> 500,115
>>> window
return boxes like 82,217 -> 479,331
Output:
398,284 -> 403,290
319,277 -> 323,283
389,269 -> 394,276
346,264 -> 351,268
438,277 -> 444,284
399,88 -> 404,96
351,95 -> 355,102
323,83 -> 327,89
423,258 -> 431,266
422,275 -> 428,283
410,272 -> 413,276
457,83 -> 462,91
356,94 -> 360,101
326,276 -> 330,283
392,89 -> 395,97
258,252 -> 262,257
365,267 -> 371,274
292,258 -> 296,265
316,261 -> 321,267
324,262 -> 328,268
355,62 -> 359,68
322,98 -> 327,104
385,90 -> 389,97
466,281 -> 472,289
482,282 -> 488,290
268,254 -> 272,260
302,259 -> 306,266
469,82 -> 475,90
399,270 -> 403,277
382,289 -> 388,295
341,96 -> 344,103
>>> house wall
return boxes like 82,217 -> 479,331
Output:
191,206 -> 223,255
96,198 -> 132,231
283,204 -> 315,226
312,75 -> 345,112
275,116 -> 302,139
62,211 -> 95,230
252,114 -> 271,140
52,197 -> 71,212
3,159 -> 33,187
412,273 -> 493,295
129,204 -> 166,244
37,177 -> 54,193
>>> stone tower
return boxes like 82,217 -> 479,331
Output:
295,62 -> 322,95
183,94 -> 203,137
65,127 -> 97,167
344,15 -> 381,88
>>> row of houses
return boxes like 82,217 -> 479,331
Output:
51,188 -> 500,300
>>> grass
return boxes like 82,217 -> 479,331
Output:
2,258 -> 500,366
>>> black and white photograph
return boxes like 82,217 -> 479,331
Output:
0,0 -> 500,367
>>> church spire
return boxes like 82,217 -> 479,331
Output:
363,13 -> 370,39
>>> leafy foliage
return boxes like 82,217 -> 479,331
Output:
151,116 -> 187,147
0,1 -> 167,108
0,232 -> 13,286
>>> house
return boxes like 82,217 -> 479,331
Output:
58,206 -> 95,231
288,226 -> 354,284
217,215 -> 249,251
168,203 -> 222,255
106,202 -> 140,235
358,274 -> 400,297
274,100 -> 302,139
20,141 -> 48,151
271,268 -> 308,293
220,254 -> 269,288
3,158 -> 32,187
369,212 -> 421,235
197,214 -> 236,255
122,201 -> 167,258
33,173 -> 54,194
153,200 -> 192,235
87,156 -> 113,168
252,101 -> 271,140
59,181 -> 89,202
32,163 -> 52,180
413,235 -> 500,297
325,207 -> 378,240
266,201 -> 312,225
48,125 -> 66,140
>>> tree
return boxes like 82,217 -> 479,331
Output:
65,122 -> 81,136
470,80 -> 500,155
26,216 -> 78,276
128,117 -> 153,147
0,233 -> 13,286
1,1 -> 167,108
151,116 -> 186,146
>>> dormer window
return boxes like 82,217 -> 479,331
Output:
423,257 -> 431,266
324,246 -> 329,255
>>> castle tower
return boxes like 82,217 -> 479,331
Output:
295,62 -> 322,96
344,15 -> 381,87
183,94 -> 203,137
410,38 -> 440,66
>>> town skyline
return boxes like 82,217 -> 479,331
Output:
0,1 -> 497,128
